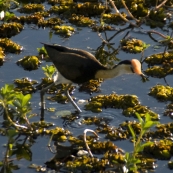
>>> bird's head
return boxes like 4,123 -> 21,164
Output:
117,59 -> 148,82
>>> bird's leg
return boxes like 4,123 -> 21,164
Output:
40,82 -> 55,120
65,83 -> 82,113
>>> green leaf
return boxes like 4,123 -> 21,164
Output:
8,143 -> 13,150
12,99 -> 21,108
21,94 -> 31,107
135,113 -> 143,125
143,121 -> 159,130
125,152 -> 130,161
7,129 -> 18,139
128,124 -> 136,141
145,113 -> 151,122
136,141 -> 153,152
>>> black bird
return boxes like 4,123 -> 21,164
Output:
41,43 -> 145,113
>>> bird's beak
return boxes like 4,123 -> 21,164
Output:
140,73 -> 149,82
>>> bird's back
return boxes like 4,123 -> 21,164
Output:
43,43 -> 107,84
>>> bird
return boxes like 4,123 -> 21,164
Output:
40,43 -> 146,113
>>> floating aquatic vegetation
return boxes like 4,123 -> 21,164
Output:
0,47 -> 5,66
6,14 -> 42,24
72,2 -> 111,16
130,3 -> 148,18
49,2 -> 110,16
143,139 -> 173,160
0,22 -> 23,38
102,13 -> 127,25
164,103 -> 173,118
144,52 -> 173,78
68,14 -> 95,26
18,4 -> 45,14
145,51 -> 173,65
46,127 -> 71,142
147,122 -> 173,139
48,0 -> 73,5
14,78 -> 38,95
65,155 -> 108,172
52,25 -> 75,37
49,5 -> 71,15
47,84 -> 76,103
81,116 -> 111,126
149,85 -> 173,101
123,105 -> 158,120
145,66 -> 173,78
85,93 -> 139,112
79,79 -> 103,93
120,120 -> 141,135
103,126 -> 128,141
17,56 -> 41,71
0,38 -> 23,53
38,17 -> 63,28
121,38 -> 149,53
7,11 -> 50,24
92,25 -> 115,32
85,93 -> 159,119
104,152 -> 126,164
147,8 -> 167,28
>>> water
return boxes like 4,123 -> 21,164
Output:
0,5 -> 173,173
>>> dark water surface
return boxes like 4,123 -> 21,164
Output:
0,8 -> 173,173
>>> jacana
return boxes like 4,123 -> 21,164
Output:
41,43 -> 145,113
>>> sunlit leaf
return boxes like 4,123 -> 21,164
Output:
143,121 -> 159,130
135,113 -> 143,125
128,124 -> 136,141
8,143 -> 13,150
145,113 -> 151,122
21,94 -> 31,107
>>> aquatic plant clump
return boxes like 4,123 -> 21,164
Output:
143,139 -> 173,160
0,47 -> 5,66
14,78 -> 38,95
85,93 -> 159,119
49,2 -> 110,16
145,52 -> 173,78
79,79 -> 103,93
38,17 -> 63,28
17,55 -> 41,71
102,13 -> 127,25
120,38 -> 149,53
149,85 -> 173,101
145,52 -> 173,65
18,4 -> 45,14
68,14 -> 96,27
52,25 -> 75,37
91,25 -> 115,32
0,38 -> 23,53
0,22 -> 23,38
48,0 -> 73,5
145,66 -> 173,78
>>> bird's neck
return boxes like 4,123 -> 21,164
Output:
95,65 -> 132,79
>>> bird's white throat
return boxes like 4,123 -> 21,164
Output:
95,64 -> 133,79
